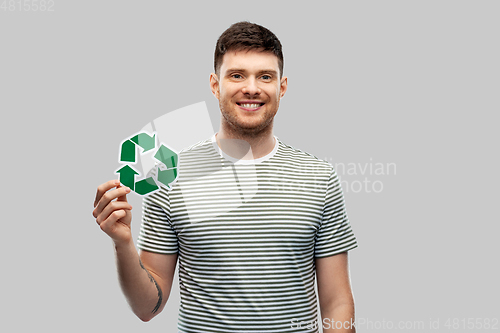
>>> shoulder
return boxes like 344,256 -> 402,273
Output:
274,138 -> 334,174
176,137 -> 221,167
178,137 -> 215,155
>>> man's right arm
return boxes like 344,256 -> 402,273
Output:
93,180 -> 177,322
114,241 -> 177,322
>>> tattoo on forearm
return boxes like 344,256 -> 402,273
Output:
139,259 -> 163,314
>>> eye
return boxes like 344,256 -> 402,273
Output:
231,74 -> 243,79
261,75 -> 272,80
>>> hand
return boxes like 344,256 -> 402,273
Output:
93,179 -> 133,246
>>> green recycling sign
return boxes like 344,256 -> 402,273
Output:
115,132 -> 178,195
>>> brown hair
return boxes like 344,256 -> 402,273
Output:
214,21 -> 284,78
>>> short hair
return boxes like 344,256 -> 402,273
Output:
214,21 -> 284,78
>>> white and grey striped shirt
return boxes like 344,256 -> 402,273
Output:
138,135 -> 357,332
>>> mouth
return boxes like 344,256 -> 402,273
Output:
236,102 -> 265,111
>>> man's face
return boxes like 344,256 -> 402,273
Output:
210,50 -> 287,136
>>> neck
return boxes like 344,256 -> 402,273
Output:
216,122 -> 276,160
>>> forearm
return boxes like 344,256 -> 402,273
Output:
321,302 -> 356,332
114,240 -> 163,322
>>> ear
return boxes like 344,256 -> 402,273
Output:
279,76 -> 288,99
210,73 -> 220,100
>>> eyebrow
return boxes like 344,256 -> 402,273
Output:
225,68 -> 278,76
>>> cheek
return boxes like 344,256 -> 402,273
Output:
272,85 -> 282,100
219,86 -> 235,101
274,90 -> 281,101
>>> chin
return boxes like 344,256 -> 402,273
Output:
233,120 -> 274,135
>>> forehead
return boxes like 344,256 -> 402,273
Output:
220,50 -> 280,74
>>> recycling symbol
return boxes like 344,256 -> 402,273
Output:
115,131 -> 178,195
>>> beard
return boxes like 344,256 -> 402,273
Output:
219,99 -> 279,138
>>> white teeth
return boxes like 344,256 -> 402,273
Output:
240,103 -> 261,108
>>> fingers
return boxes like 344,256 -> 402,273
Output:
94,179 -> 120,207
116,183 -> 129,203
93,181 -> 131,219
99,209 -> 128,236
95,200 -> 132,226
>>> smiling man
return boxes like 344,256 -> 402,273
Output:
93,22 -> 357,332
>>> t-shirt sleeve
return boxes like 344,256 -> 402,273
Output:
137,190 -> 179,254
314,168 -> 358,258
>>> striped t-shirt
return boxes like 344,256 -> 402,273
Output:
137,135 -> 357,333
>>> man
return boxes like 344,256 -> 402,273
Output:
93,21 -> 357,332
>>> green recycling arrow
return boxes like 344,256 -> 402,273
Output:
154,144 -> 177,169
116,165 -> 139,190
130,133 -> 156,152
120,133 -> 156,163
120,140 -> 136,163
135,177 -> 159,195
157,168 -> 177,189
116,131 -> 178,196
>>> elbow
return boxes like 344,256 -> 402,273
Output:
139,316 -> 152,323
135,300 -> 166,322
134,307 -> 160,323
137,312 -> 155,322
131,281 -> 169,322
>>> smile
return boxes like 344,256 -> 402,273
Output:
236,102 -> 265,111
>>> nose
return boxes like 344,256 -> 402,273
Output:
241,77 -> 261,95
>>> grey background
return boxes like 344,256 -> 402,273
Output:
1,1 -> 498,332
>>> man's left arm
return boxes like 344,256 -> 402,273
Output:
316,251 -> 356,332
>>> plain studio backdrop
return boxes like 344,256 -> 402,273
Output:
1,1 -> 498,332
